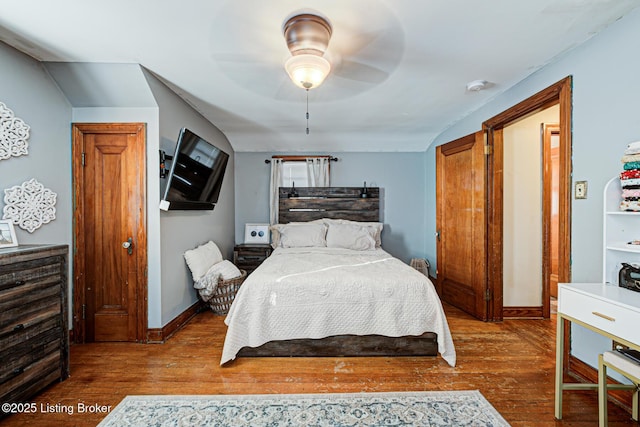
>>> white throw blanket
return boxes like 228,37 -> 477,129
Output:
221,247 -> 456,367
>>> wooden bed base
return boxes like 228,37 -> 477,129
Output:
237,332 -> 438,358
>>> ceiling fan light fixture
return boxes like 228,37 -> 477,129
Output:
283,13 -> 332,57
285,53 -> 331,89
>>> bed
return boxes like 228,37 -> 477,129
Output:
221,187 -> 456,367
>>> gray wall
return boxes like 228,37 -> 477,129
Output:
56,63 -> 237,328
426,7 -> 640,368
2,54 -> 236,330
0,42 -> 73,299
234,152 -> 426,263
66,65 -> 236,328
0,43 -> 72,246
144,71 -> 235,327
55,62 -> 165,328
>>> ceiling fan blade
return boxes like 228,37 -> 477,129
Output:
212,52 -> 264,65
332,60 -> 389,84
211,52 -> 298,100
273,77 -> 303,101
326,14 -> 403,87
334,29 -> 384,56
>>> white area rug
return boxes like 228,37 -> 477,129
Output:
98,390 -> 510,426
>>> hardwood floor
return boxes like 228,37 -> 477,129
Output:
1,303 -> 637,426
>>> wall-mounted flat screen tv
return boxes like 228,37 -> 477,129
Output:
160,128 -> 229,211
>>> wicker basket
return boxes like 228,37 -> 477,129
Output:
204,269 -> 247,315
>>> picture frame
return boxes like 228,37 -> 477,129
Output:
244,223 -> 270,244
0,220 -> 18,248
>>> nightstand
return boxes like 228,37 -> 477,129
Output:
233,244 -> 272,275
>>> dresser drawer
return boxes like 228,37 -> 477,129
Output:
0,322 -> 62,385
559,285 -> 640,344
0,281 -> 61,332
235,257 -> 265,269
0,350 -> 61,403
234,244 -> 272,274
0,257 -> 63,290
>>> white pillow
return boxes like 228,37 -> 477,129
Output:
326,223 -> 376,251
183,241 -> 224,281
205,259 -> 242,281
270,220 -> 324,248
322,219 -> 383,248
276,223 -> 327,248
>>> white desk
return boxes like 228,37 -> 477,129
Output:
555,282 -> 640,419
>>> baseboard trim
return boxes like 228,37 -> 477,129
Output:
502,306 -> 543,318
568,355 -> 632,413
147,300 -> 205,344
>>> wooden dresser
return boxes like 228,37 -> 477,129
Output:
233,244 -> 272,275
0,244 -> 69,406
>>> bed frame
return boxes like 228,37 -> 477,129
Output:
236,186 -> 439,359
277,186 -> 380,223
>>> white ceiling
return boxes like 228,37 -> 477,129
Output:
1,0 -> 639,152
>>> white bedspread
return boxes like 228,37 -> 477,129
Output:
221,247 -> 456,367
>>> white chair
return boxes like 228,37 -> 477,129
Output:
598,350 -> 640,426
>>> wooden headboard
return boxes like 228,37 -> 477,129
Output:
278,187 -> 380,223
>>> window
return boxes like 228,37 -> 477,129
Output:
269,156 -> 332,224
281,161 -> 308,187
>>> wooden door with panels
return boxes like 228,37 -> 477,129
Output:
436,131 -> 489,321
72,123 -> 147,343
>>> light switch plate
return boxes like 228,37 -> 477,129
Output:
575,181 -> 588,199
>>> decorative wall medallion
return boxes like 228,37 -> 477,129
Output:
0,102 -> 30,160
3,178 -> 57,233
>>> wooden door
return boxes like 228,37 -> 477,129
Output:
72,123 -> 147,342
436,131 -> 488,321
543,124 -> 560,299
484,77 -> 572,321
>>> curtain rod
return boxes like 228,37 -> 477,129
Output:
264,156 -> 339,164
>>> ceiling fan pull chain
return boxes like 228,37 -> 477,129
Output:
306,89 -> 310,135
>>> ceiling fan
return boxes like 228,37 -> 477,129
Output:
210,7 -> 403,101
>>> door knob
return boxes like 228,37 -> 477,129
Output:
122,237 -> 133,255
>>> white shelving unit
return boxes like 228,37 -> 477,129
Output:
603,177 -> 640,284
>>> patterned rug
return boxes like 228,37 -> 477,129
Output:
98,390 -> 510,426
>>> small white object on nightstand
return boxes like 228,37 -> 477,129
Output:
244,223 -> 269,244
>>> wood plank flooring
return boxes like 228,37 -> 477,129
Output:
1,303 -> 637,426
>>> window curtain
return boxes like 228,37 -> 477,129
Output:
306,157 -> 330,187
269,158 -> 283,225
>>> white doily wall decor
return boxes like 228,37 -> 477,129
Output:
0,101 -> 30,160
3,178 -> 57,233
